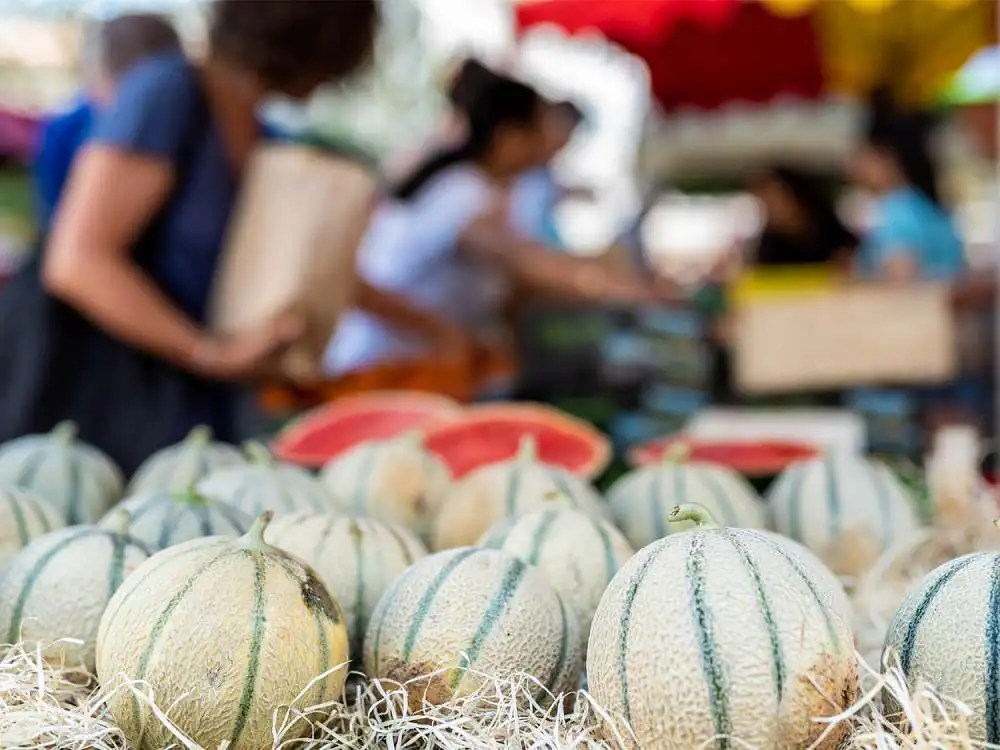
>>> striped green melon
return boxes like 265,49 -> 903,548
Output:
364,547 -> 582,706
0,511 -> 149,671
477,507 -> 633,646
96,512 -> 349,750
882,551 -> 1000,743
0,422 -> 123,524
767,453 -> 921,577
101,486 -> 252,552
587,504 -> 857,750
0,487 -> 65,574
320,433 -> 451,536
430,438 -> 606,550
128,425 -> 246,494
607,457 -> 767,549
196,442 -> 331,518
266,512 -> 428,658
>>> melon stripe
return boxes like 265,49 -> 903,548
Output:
824,457 -> 841,539
15,450 -> 47,491
986,555 -> 1000,744
5,528 -> 95,643
547,469 -> 578,506
867,464 -> 895,547
351,525 -> 366,649
747,531 -> 842,652
701,471 -> 737,527
898,554 -> 977,675
194,504 -> 212,538
270,556 -> 332,704
724,530 -> 785,700
649,471 -> 666,540
312,515 -> 339,563
504,462 -> 524,516
687,535 -> 731,746
107,532 -> 129,597
481,522 -> 513,550
351,446 -> 378,514
527,511 -> 560,565
544,590 -> 571,693
592,516 -> 619,583
617,543 -> 667,724
451,558 -> 527,689
3,491 -> 30,548
213,501 -> 248,534
403,548 -> 480,661
67,457 -> 82,525
157,506 -> 180,550
26,495 -> 53,534
230,553 -> 266,746
784,466 -> 809,543
384,524 -> 418,566
131,550 -> 235,725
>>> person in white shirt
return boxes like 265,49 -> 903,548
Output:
325,69 -> 671,376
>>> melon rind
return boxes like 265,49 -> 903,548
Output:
363,547 -> 583,707
128,426 -> 246,495
587,524 -> 856,749
0,488 -> 65,574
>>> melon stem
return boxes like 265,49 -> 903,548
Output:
171,486 -> 207,505
52,421 -> 78,444
105,508 -> 132,536
186,425 -> 213,446
399,430 -> 424,448
518,436 -> 538,464
668,503 -> 720,529
242,441 -> 273,467
662,441 -> 690,465
240,511 -> 274,550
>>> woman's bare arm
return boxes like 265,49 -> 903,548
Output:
458,216 -> 677,306
355,279 -> 470,350
43,146 -> 205,367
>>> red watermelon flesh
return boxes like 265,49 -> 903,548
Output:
628,436 -> 819,476
422,403 -> 611,479
272,391 -> 462,468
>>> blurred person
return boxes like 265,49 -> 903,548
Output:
0,0 -> 380,475
33,14 -> 182,228
850,89 -> 964,283
508,99 -> 588,248
749,164 -> 858,268
325,70 -> 671,378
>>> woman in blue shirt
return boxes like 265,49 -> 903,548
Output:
0,0 -> 380,475
33,14 -> 182,229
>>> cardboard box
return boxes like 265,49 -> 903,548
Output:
733,284 -> 957,394
209,143 -> 378,384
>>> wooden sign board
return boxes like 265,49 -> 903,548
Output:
733,284 -> 957,394
209,144 -> 377,385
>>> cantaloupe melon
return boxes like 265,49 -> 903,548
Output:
882,551 -> 1000,743
102,486 -> 252,552
96,512 -> 348,750
477,507 -> 633,647
364,547 -> 582,706
0,511 -> 149,671
0,487 -> 65,574
0,422 -> 122,524
196,442 -> 331,518
266,512 -> 427,658
587,504 -> 857,750
768,453 -> 921,577
128,426 -> 245,494
320,433 -> 451,536
607,452 -> 766,549
430,438 -> 606,550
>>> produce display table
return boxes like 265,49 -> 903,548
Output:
683,407 -> 866,454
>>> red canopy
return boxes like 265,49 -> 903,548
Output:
515,0 -> 825,110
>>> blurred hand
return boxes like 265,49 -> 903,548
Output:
191,311 -> 305,381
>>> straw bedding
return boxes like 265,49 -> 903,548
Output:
2,507 -> 997,749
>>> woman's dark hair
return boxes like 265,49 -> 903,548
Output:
447,57 -> 502,113
87,14 -> 182,80
209,0 -> 379,90
864,86 -> 943,206
393,74 -> 543,201
754,164 -> 858,266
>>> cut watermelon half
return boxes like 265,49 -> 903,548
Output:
272,391 -> 463,468
422,403 -> 611,480
628,436 -> 820,477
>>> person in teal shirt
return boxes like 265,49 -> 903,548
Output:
850,90 -> 964,283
